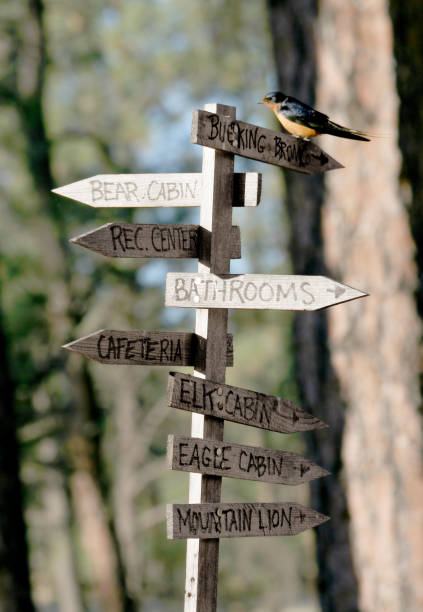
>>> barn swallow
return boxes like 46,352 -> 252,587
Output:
260,92 -> 370,141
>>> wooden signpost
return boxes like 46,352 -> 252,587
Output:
52,172 -> 261,208
167,372 -> 328,434
191,109 -> 343,174
55,101 -> 367,612
70,223 -> 241,259
63,330 -> 233,368
165,272 -> 366,311
167,435 -> 329,485
168,502 -> 329,539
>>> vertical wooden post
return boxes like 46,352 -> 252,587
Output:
184,103 -> 235,612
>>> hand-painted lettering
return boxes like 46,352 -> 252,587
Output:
300,281 -> 315,305
90,180 -> 140,202
95,334 -> 184,363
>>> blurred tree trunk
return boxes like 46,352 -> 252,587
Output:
390,1 -> 423,359
267,2 -> 359,609
317,1 -> 423,610
0,306 -> 35,611
43,470 -> 84,612
268,1 -> 423,611
6,1 -> 135,610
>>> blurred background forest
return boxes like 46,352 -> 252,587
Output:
0,1 -> 422,611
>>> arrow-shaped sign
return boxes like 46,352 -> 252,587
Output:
167,502 -> 330,539
167,372 -> 328,434
52,172 -> 261,208
311,152 -> 329,166
167,435 -> 330,485
191,110 -> 343,174
70,223 -> 241,259
165,273 -> 367,311
63,330 -> 233,368
326,285 -> 346,299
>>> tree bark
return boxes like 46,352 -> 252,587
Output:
316,2 -> 423,611
267,2 -> 359,609
43,470 -> 84,612
5,1 -> 135,609
0,307 -> 35,611
389,0 -> 423,364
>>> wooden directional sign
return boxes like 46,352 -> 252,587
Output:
165,273 -> 367,311
70,223 -> 241,259
167,502 -> 330,539
167,372 -> 327,433
167,435 -> 329,485
63,330 -> 233,368
191,110 -> 343,174
52,172 -> 261,208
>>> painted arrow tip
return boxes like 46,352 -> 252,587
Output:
167,502 -> 330,539
62,330 -> 102,355
68,225 -> 114,257
299,504 -> 331,530
319,277 -> 368,309
68,233 -> 94,250
329,159 -> 344,171
51,184 -> 77,200
52,178 -> 97,206
62,339 -> 78,351
313,465 -> 331,479
307,150 -> 344,173
62,337 -> 85,352
298,458 -> 331,482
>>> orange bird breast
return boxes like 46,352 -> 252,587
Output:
276,113 -> 319,138
264,101 -> 319,138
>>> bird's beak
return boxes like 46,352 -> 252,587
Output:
257,101 -> 263,104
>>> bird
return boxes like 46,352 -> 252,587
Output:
260,91 -> 370,141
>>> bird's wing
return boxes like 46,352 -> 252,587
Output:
281,99 -> 329,130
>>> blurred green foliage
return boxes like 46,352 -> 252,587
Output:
0,1 -> 319,610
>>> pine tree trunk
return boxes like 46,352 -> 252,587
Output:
267,2 -> 359,609
9,2 -> 134,609
316,2 -> 423,610
390,0 -> 423,348
267,1 -> 423,611
0,311 -> 35,611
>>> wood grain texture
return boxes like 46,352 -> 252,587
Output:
166,272 -> 367,311
232,172 -> 262,207
168,435 -> 330,485
191,109 -> 343,174
168,502 -> 330,539
184,103 -> 236,612
70,223 -> 241,259
52,172 -> 261,207
62,330 -> 233,367
167,372 -> 327,433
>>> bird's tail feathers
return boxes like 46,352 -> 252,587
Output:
326,120 -> 370,142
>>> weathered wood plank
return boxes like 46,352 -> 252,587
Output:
184,103 -> 236,612
70,223 -> 241,259
167,372 -> 327,433
167,502 -> 330,539
166,272 -> 367,311
191,109 -> 343,174
168,435 -> 330,485
52,172 -> 261,207
62,330 -> 233,367
232,172 -> 262,207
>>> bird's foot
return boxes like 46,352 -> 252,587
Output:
292,135 -> 311,141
